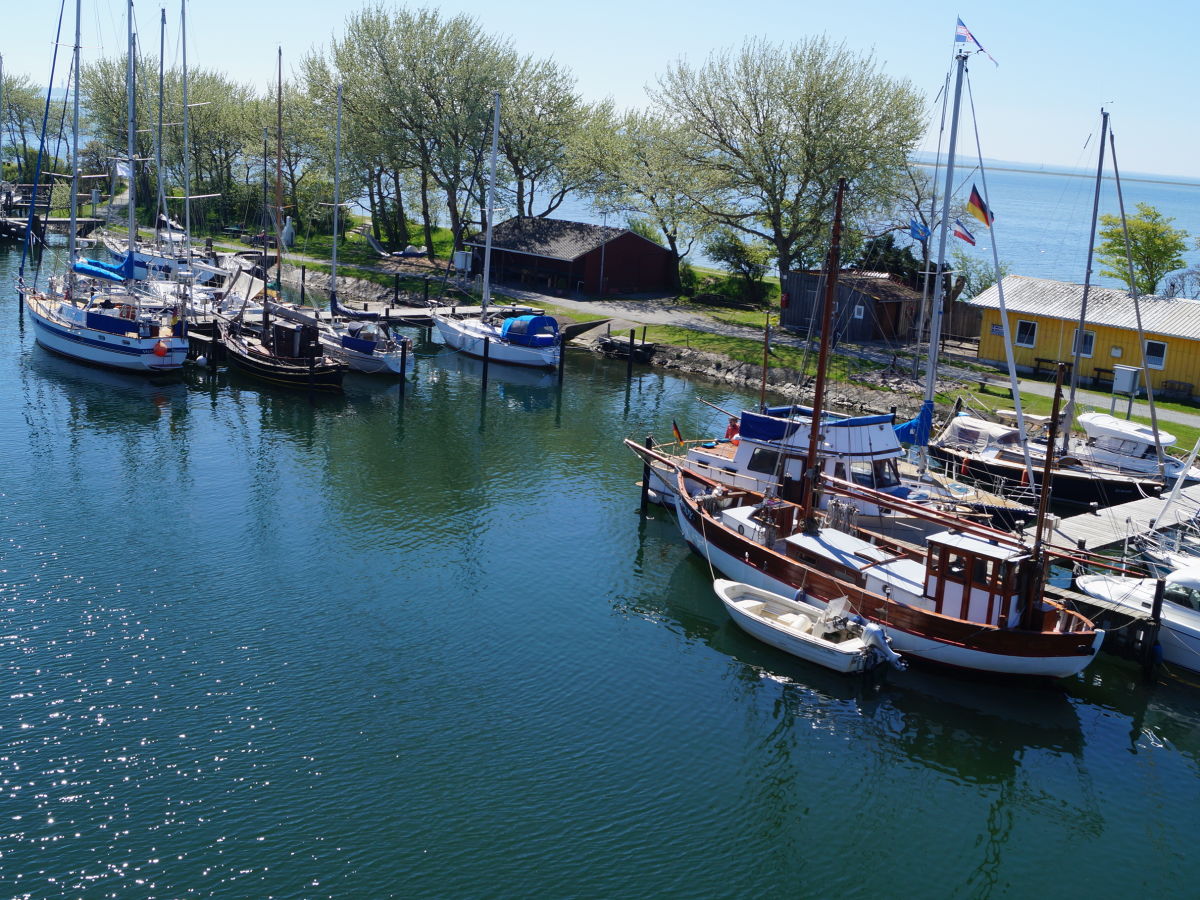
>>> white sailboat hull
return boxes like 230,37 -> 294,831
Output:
24,292 -> 188,372
320,333 -> 414,376
433,314 -> 559,369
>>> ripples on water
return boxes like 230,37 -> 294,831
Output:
2,250 -> 1199,895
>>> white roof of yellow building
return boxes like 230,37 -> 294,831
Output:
964,275 -> 1200,341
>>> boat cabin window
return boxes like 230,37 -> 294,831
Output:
849,459 -> 901,489
748,448 -> 781,475
937,550 -> 994,587
1165,583 -> 1200,611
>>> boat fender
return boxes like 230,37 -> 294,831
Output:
737,524 -> 745,535
794,588 -> 807,604
153,340 -> 169,357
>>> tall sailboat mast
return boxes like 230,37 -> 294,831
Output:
331,83 -> 342,306
801,177 -> 847,533
124,0 -> 137,273
66,0 -> 81,296
154,7 -> 165,248
181,0 -> 193,303
1064,109 -> 1109,451
480,91 -> 500,320
275,47 -> 283,290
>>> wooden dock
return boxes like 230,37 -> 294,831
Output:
1026,482 -> 1200,552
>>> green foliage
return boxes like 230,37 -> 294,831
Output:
703,228 -> 772,301
651,35 -> 925,279
1096,202 -> 1188,296
854,233 -> 920,285
678,259 -> 698,297
950,248 -> 1009,300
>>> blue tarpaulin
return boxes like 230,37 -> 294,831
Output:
894,401 -> 934,446
73,256 -> 134,282
500,315 -> 558,347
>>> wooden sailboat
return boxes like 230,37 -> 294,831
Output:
645,178 -> 1103,678
431,92 -> 562,369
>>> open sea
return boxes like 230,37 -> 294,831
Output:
554,160 -> 1200,288
3,214 -> 1200,897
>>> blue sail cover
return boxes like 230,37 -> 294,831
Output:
500,315 -> 558,347
894,400 -> 934,446
73,255 -> 135,282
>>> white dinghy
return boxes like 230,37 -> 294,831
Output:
713,579 -> 904,674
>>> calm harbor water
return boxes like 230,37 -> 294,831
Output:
2,240 -> 1200,898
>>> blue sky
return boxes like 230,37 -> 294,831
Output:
6,0 -> 1193,177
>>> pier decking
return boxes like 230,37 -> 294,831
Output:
1026,483 -> 1200,552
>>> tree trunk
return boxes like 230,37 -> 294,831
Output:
391,168 -> 409,245
420,165 -> 434,258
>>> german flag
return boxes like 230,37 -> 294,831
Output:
967,185 -> 995,227
672,420 -> 684,444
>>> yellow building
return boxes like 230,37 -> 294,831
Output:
965,275 -> 1200,397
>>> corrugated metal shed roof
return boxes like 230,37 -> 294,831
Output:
464,217 -> 631,261
963,275 -> 1200,341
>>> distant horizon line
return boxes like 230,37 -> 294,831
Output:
910,152 -> 1200,189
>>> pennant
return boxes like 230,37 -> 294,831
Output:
955,18 -> 998,66
672,420 -> 684,444
967,185 -> 994,226
909,219 -> 931,242
952,219 -> 976,245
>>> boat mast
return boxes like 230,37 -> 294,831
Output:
124,0 -> 137,278
801,177 -> 846,533
180,0 -> 193,315
1109,126 -> 1167,481
481,91 -> 500,319
154,7 -> 165,249
918,52 -> 966,456
1064,109 -> 1109,452
1028,363 -> 1067,623
274,47 -> 283,291
66,0 -> 81,297
331,83 -> 342,308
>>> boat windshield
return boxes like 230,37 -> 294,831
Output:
850,459 -> 902,490
1164,582 -> 1200,611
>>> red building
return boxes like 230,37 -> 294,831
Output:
464,217 -> 677,296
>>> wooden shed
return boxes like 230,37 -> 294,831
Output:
463,217 -> 677,296
780,270 -> 922,342
965,275 -> 1200,397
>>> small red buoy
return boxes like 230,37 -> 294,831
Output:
153,340 -> 169,357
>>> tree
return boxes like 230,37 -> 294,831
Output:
950,247 -> 1008,300
853,233 -> 920,286
704,227 -> 772,301
1096,202 -> 1188,296
583,108 -> 710,284
651,36 -> 925,284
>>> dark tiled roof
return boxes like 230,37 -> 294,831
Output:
838,271 -> 923,303
465,217 -> 631,261
964,275 -> 1200,341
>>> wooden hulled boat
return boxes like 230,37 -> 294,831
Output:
217,318 -> 346,391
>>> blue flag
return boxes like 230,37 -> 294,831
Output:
909,219 -> 931,241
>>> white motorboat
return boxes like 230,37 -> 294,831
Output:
1076,567 -> 1200,673
714,579 -> 903,674
1074,412 -> 1200,482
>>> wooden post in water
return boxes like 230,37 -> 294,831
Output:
394,273 -> 400,307
423,276 -> 430,304
300,265 -> 306,304
627,329 -> 636,379
640,435 -> 655,517
557,335 -> 566,383
399,340 -> 408,395
1143,578 -> 1166,675
481,337 -> 490,390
